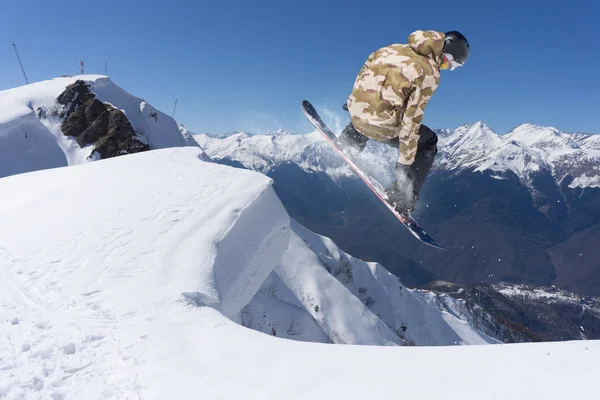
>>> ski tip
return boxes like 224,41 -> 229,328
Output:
418,234 -> 446,250
301,100 -> 317,118
398,213 -> 446,250
430,242 -> 447,251
416,234 -> 446,250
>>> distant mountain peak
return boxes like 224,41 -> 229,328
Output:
269,128 -> 290,136
443,121 -> 504,159
453,121 -> 499,138
505,123 -> 580,150
466,120 -> 489,130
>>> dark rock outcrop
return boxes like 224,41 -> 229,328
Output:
93,110 -> 149,159
57,80 -> 95,119
58,80 -> 149,159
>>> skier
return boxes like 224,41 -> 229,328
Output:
338,30 -> 470,214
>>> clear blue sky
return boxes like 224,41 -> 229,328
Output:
1,0 -> 598,135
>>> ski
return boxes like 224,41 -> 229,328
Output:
301,100 -> 445,250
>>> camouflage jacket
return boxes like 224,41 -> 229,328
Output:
346,30 -> 445,165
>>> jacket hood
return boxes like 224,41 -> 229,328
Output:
408,30 -> 445,65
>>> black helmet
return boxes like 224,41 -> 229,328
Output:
443,31 -> 470,64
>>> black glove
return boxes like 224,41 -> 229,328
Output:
385,163 -> 418,215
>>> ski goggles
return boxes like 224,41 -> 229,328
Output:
440,53 -> 463,71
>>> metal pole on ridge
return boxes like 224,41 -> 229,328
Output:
12,42 -> 29,84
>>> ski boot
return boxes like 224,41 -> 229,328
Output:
335,123 -> 368,154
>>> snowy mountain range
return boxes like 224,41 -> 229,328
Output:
194,119 -> 600,297
436,121 -> 600,189
194,121 -> 600,190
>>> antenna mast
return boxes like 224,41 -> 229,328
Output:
12,42 -> 29,84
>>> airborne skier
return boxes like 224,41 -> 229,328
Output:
338,30 -> 470,215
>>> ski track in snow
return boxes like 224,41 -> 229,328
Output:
1,268 -> 137,399
0,147 -> 290,399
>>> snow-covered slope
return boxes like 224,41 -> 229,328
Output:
0,75 -> 197,179
178,123 -> 205,148
0,146 -> 536,399
571,132 -> 600,150
286,221 -> 497,345
0,109 -> 67,178
241,219 -> 497,346
0,145 -> 492,345
505,123 -> 581,150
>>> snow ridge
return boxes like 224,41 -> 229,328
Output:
2,145 -> 597,399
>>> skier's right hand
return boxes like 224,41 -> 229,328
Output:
385,163 -> 418,214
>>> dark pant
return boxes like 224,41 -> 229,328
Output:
381,125 -> 438,195
340,123 -> 438,195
